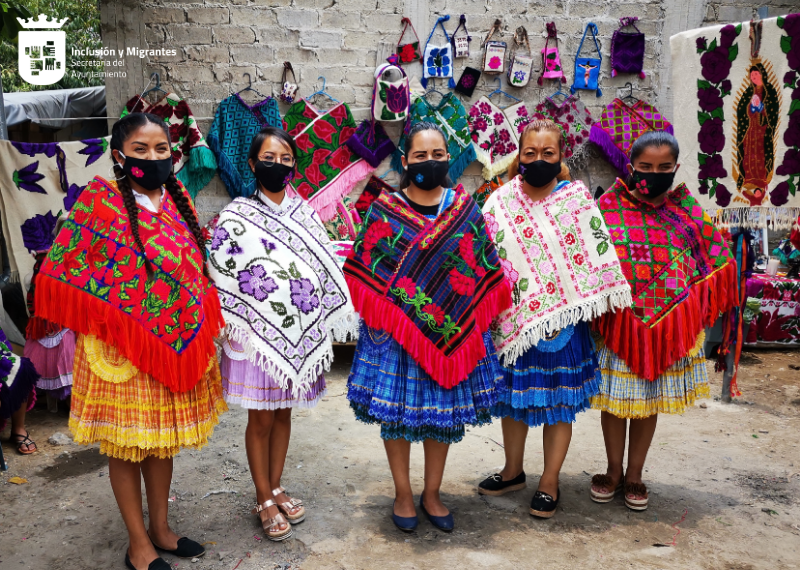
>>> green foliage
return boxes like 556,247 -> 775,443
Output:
1,0 -> 102,92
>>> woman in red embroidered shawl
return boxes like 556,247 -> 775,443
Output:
589,131 -> 737,511
34,113 -> 225,570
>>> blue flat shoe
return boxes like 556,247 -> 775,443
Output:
420,496 -> 454,532
392,500 -> 418,532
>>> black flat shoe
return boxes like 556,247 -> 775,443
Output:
125,552 -> 172,570
529,487 -> 559,519
150,537 -> 205,559
478,471 -> 526,496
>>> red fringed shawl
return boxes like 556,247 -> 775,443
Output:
34,176 -> 224,393
343,186 -> 511,389
595,179 -> 738,381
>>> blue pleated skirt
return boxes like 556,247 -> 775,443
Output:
347,323 -> 505,444
491,322 -> 600,427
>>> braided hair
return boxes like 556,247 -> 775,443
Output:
110,112 -> 209,281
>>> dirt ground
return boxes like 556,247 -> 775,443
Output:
1,346 -> 799,570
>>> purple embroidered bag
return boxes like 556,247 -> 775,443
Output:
610,17 -> 646,79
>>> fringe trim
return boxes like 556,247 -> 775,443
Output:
589,125 -> 628,177
309,159 -> 375,222
225,387 -> 327,411
224,323 -> 330,398
0,358 -> 39,421
498,288 -> 633,366
176,145 -> 219,200
328,310 -> 361,343
474,150 -> 517,182
26,317 -> 63,342
595,261 -> 737,382
35,276 -> 224,394
709,206 -> 800,231
448,143 -> 477,183
345,275 -> 511,389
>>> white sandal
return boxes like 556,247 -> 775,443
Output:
272,486 -> 306,524
251,499 -> 293,541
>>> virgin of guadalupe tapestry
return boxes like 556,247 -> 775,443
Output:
671,14 -> 800,229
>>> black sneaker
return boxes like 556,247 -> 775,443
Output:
478,471 -> 526,496
529,487 -> 559,519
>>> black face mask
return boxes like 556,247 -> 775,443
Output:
631,169 -> 676,199
406,159 -> 449,191
519,160 -> 562,188
118,152 -> 172,191
254,161 -> 294,194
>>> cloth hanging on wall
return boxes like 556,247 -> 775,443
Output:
529,94 -> 595,169
671,14 -> 800,228
391,93 -> 476,183
324,195 -> 362,241
121,93 -> 217,199
589,98 -> 673,176
468,97 -> 522,180
0,137 -> 111,293
283,99 -> 374,222
206,94 -> 282,199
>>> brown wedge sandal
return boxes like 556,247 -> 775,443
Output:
590,474 -> 623,503
272,486 -> 305,524
252,499 -> 293,541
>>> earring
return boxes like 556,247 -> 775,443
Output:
108,164 -> 126,181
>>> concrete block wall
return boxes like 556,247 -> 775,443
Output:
102,0 -> 797,224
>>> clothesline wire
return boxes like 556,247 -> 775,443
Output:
16,107 -> 376,122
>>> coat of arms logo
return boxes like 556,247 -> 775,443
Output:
17,14 -> 69,86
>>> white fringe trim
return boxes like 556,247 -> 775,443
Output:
327,310 -> 361,343
224,323 -> 333,398
709,206 -> 800,230
497,288 -> 633,367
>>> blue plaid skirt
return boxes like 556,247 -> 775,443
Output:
491,322 -> 600,427
347,323 -> 504,444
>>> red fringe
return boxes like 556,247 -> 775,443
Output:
596,261 -> 738,381
346,276 -> 512,389
34,275 -> 225,393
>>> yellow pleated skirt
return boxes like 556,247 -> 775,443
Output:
69,334 -> 227,462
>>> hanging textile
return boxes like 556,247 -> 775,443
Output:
468,96 -> 522,180
589,98 -> 673,176
0,137 -> 111,293
391,93 -> 476,183
483,176 -> 632,364
472,175 -> 503,209
206,94 -> 282,199
422,15 -> 456,89
610,17 -> 647,78
324,195 -> 362,241
744,274 -> 800,346
570,23 -> 603,97
121,92 -> 217,199
594,179 -> 738,381
529,94 -> 595,169
343,186 -> 511,388
283,99 -> 374,222
671,14 -> 800,228
538,22 -> 567,85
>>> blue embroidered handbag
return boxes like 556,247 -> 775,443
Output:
422,15 -> 455,89
570,22 -> 603,97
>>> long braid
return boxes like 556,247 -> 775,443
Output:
163,173 -> 211,280
114,163 -> 156,281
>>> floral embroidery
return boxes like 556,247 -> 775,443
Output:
238,265 -> 278,302
290,278 -> 320,314
389,281 -> 462,341
489,56 -> 501,69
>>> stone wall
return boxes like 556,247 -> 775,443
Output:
100,0 -> 798,224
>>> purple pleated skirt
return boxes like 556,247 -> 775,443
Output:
220,338 -> 327,410
24,328 -> 75,400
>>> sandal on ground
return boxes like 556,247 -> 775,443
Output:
529,487 -> 559,519
124,552 -> 171,570
12,431 -> 37,455
478,471 -> 527,496
272,486 -> 306,524
252,499 -> 293,541
624,481 -> 649,511
590,473 -> 623,503
150,536 -> 205,559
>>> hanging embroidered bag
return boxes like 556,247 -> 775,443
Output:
451,14 -> 471,58
397,17 -> 423,65
570,22 -> 603,97
422,15 -> 455,88
346,120 -> 396,168
482,19 -> 506,75
538,22 -> 566,85
610,17 -> 646,79
372,59 -> 410,122
279,61 -> 299,104
507,26 -> 533,88
455,66 -> 481,97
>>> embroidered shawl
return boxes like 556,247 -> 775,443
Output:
208,196 -> 356,395
121,93 -> 218,199
343,185 -> 511,388
595,179 -> 738,381
355,175 -> 393,217
207,94 -> 282,199
283,99 -> 375,222
391,93 -> 477,183
34,177 -> 224,393
671,15 -> 800,229
589,98 -> 673,176
529,95 -> 595,169
0,138 -> 111,294
468,97 -> 521,180
0,327 -> 39,421
323,195 -> 362,241
483,177 -> 632,364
